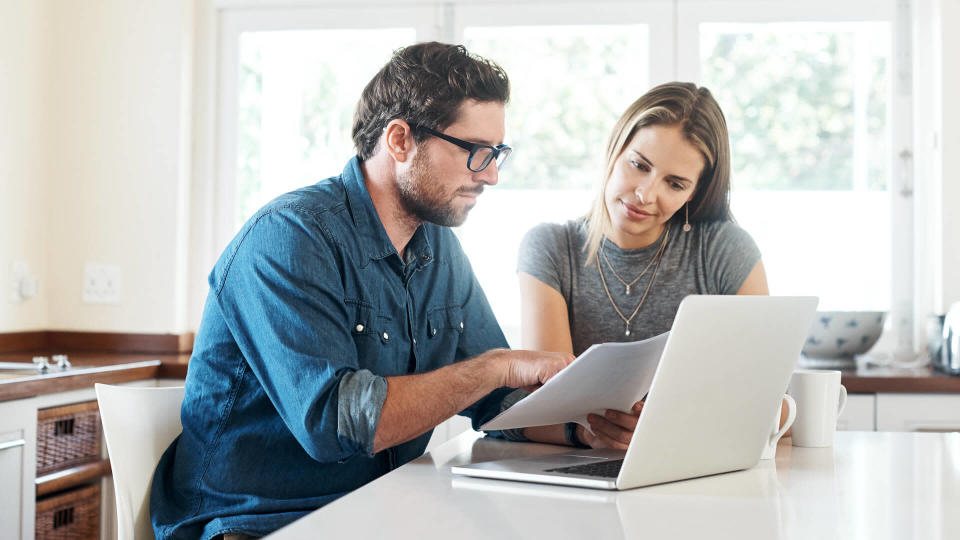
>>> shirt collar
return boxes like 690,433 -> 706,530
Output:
341,156 -> 434,268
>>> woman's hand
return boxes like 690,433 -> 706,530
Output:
578,400 -> 644,450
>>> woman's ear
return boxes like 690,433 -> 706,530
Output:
383,120 -> 415,163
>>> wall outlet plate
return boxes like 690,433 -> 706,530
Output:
82,263 -> 122,304
9,261 -> 37,303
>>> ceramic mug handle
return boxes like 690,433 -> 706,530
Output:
837,384 -> 847,416
769,394 -> 796,446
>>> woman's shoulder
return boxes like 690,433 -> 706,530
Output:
694,219 -> 761,263
522,218 -> 587,249
697,219 -> 756,244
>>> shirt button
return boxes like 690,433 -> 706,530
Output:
355,324 -> 364,332
432,328 -> 438,336
382,332 -> 389,340
422,254 -> 430,261
459,321 -> 464,329
413,338 -> 417,345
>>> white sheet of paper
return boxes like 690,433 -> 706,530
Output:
481,332 -> 669,431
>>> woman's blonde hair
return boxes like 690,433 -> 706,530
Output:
583,82 -> 733,265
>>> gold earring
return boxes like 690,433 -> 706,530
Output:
683,203 -> 692,232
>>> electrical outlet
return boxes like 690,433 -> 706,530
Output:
9,261 -> 38,303
82,263 -> 122,304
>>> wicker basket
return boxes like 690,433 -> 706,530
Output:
35,483 -> 100,540
36,401 -> 102,476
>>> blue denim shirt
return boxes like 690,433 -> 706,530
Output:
151,157 -> 520,539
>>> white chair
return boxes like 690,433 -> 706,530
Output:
96,383 -> 185,540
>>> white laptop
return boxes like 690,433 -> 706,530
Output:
451,295 -> 818,490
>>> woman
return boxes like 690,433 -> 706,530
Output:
517,82 -> 770,448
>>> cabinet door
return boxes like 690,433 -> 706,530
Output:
0,397 -> 37,540
0,430 -> 26,539
876,393 -> 960,432
837,393 -> 876,431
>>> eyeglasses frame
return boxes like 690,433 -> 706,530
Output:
412,124 -> 511,172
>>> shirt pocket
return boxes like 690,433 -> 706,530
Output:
426,305 -> 464,341
345,299 -> 398,373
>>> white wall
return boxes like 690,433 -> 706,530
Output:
43,0 -> 194,333
0,0 -> 50,331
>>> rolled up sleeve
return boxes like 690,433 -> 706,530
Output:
337,370 -> 388,455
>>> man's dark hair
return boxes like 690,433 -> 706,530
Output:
352,42 -> 510,160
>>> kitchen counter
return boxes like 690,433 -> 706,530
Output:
826,357 -> 960,393
0,352 -> 189,402
2,348 -> 956,403
269,430 -> 960,540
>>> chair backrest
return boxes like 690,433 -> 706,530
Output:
96,383 -> 185,540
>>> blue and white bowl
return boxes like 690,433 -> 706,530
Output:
802,311 -> 887,359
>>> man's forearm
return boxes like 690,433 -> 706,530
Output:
523,424 -> 567,445
372,351 -> 504,453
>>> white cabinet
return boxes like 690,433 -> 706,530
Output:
837,393 -> 876,431
0,397 -> 37,540
0,378 -> 182,540
875,393 -> 960,432
839,393 -> 960,432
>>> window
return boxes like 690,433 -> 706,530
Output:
235,28 -> 416,229
216,5 -> 431,238
701,21 -> 892,310
213,0 -> 913,351
461,23 -> 654,343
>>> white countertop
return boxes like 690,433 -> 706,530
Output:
268,431 -> 960,539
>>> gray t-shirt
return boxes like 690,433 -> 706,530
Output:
518,218 -> 761,356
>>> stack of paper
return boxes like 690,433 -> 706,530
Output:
481,332 -> 669,430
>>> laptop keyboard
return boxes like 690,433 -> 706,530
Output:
546,459 -> 624,478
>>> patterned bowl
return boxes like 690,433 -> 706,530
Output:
802,311 -> 887,359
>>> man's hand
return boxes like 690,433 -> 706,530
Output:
578,400 -> 644,450
483,349 -> 575,392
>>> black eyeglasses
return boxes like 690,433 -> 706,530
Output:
413,125 -> 512,172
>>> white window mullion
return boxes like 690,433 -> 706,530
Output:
217,10 -> 242,252
891,0 -> 916,356
675,5 -> 700,83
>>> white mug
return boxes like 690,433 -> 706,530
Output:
761,394 -> 796,459
788,369 -> 847,447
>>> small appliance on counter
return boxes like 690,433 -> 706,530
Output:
932,304 -> 960,375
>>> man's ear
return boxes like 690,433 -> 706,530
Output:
383,119 -> 416,163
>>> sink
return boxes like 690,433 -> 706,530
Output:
0,371 -> 37,380
0,362 -> 43,380
0,362 -> 42,372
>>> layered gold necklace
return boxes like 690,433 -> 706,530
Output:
597,225 -> 670,337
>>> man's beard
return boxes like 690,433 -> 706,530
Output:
396,152 -> 480,227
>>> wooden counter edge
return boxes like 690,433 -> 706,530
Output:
158,360 -> 189,380
0,361 -> 162,402
841,374 -> 960,393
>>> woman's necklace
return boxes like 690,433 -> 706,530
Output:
597,225 -> 671,337
600,236 -> 660,295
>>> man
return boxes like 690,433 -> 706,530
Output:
151,42 -> 580,540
